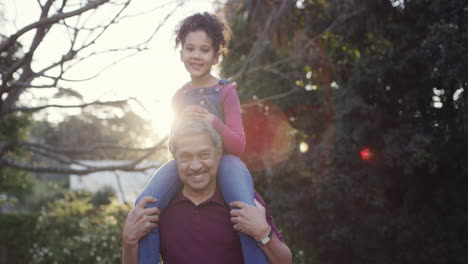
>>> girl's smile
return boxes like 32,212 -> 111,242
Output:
180,30 -> 219,86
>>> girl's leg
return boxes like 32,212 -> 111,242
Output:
217,154 -> 269,264
136,160 -> 181,264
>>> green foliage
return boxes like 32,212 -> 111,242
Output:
20,176 -> 68,211
0,113 -> 33,199
28,110 -> 160,161
90,185 -> 117,207
220,0 -> 467,263
28,192 -> 129,264
0,213 -> 39,263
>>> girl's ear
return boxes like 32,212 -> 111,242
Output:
180,49 -> 183,61
213,53 -> 220,65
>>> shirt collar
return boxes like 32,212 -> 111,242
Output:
172,188 -> 226,207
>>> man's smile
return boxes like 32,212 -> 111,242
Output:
187,170 -> 209,178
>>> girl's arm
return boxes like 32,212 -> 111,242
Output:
211,83 -> 245,156
172,83 -> 246,156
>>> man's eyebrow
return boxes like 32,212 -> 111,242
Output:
199,147 -> 212,152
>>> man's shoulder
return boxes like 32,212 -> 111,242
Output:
254,191 -> 266,206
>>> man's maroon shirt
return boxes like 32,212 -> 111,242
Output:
159,189 -> 283,264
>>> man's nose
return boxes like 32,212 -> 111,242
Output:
188,158 -> 203,171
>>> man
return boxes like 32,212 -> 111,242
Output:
122,120 -> 292,264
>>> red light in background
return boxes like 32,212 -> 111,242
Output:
360,147 -> 372,161
240,100 -> 295,172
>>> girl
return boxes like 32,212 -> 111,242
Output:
136,12 -> 268,264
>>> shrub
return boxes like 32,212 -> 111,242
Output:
28,192 -> 130,264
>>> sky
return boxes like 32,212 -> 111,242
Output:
3,0 -> 221,137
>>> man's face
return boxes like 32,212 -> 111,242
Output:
173,132 -> 222,194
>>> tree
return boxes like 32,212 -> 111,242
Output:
0,0 -> 183,175
29,109 -> 164,161
219,0 -> 467,263
0,27 -> 34,204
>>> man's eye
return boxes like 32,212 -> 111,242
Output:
179,154 -> 190,161
201,152 -> 211,159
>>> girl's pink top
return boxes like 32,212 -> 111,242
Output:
172,82 -> 246,156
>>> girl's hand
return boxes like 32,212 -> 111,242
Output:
181,105 -> 214,123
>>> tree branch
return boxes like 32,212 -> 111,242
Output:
0,0 -> 110,53
18,137 -> 167,156
5,98 -> 132,115
0,156 -> 160,175
1,137 -> 167,175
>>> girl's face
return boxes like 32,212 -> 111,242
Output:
180,30 -> 219,81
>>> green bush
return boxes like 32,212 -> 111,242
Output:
28,192 -> 130,264
0,213 -> 39,263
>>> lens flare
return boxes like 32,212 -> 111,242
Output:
299,142 -> 309,153
360,147 -> 372,161
240,100 -> 295,172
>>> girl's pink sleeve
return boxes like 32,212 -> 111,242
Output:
211,83 -> 246,156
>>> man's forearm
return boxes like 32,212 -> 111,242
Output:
122,242 -> 138,264
260,234 -> 293,264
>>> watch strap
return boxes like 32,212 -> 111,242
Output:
257,226 -> 273,245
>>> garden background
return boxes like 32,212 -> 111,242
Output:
1,0 -> 467,263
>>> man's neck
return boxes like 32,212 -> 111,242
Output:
182,185 -> 216,206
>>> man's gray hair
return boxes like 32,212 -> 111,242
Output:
169,119 -> 222,157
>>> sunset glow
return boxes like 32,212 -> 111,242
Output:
5,0 -> 217,138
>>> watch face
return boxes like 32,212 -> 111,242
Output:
261,236 -> 271,245
258,227 -> 273,245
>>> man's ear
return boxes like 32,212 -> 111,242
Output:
216,148 -> 223,162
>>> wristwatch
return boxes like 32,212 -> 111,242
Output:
257,226 -> 273,245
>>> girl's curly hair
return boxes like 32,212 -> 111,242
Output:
175,12 -> 231,55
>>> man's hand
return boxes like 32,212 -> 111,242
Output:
122,196 -> 160,247
230,199 -> 271,241
181,105 -> 214,123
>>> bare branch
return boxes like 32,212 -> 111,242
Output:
59,0 -> 183,82
78,1 -> 133,52
0,0 -> 177,176
22,143 -> 79,165
0,156 -> 159,175
229,0 -> 293,80
1,137 -> 167,175
114,171 -> 128,204
60,50 -> 143,82
5,98 -> 131,115
241,86 -> 301,108
0,0 -> 110,53
19,138 -> 167,155
230,6 -> 364,81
